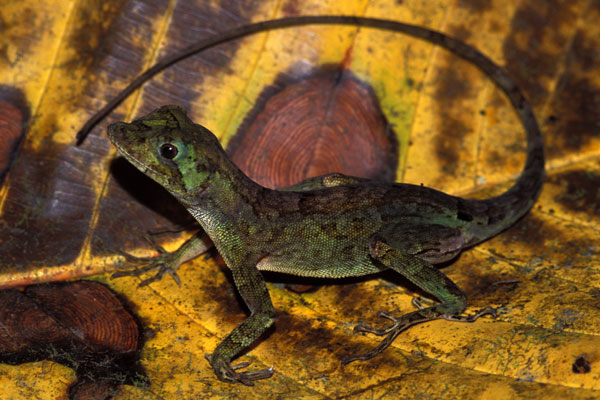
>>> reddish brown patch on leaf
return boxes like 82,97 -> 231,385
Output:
27,281 -> 139,352
228,69 -> 397,189
0,281 -> 140,355
0,281 -> 147,394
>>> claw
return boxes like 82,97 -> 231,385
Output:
343,304 -> 498,366
143,234 -> 167,254
376,310 -> 395,321
231,361 -> 251,370
342,327 -> 403,365
353,311 -> 401,336
443,306 -> 497,322
115,249 -> 149,263
111,247 -> 182,286
111,263 -> 157,278
235,366 -> 274,386
136,266 -> 182,287
411,296 -> 435,310
167,268 -> 182,286
205,353 -> 274,385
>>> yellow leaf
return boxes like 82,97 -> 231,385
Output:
0,0 -> 599,398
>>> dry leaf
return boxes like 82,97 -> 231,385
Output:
0,0 -> 599,398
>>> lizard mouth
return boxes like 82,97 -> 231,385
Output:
108,124 -> 162,179
112,141 -> 157,177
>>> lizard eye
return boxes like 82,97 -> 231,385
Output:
159,143 -> 178,160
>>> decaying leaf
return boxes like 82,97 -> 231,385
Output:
0,0 -> 599,398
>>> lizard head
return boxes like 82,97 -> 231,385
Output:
108,105 -> 228,202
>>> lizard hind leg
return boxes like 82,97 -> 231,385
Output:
341,237 -> 496,365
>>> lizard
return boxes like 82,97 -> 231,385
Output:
78,16 -> 545,385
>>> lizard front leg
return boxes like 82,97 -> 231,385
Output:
112,232 -> 212,286
342,236 -> 496,365
207,255 -> 277,385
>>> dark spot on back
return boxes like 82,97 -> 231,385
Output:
488,213 -> 506,225
457,211 -> 473,222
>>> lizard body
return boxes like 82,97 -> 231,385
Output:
87,16 -> 544,385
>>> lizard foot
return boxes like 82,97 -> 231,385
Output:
341,304 -> 497,365
205,353 -> 274,386
341,310 -> 422,365
111,236 -> 182,287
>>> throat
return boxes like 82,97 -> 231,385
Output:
185,178 -> 263,233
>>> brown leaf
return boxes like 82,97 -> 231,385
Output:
1,0 -> 600,398
0,281 -> 147,397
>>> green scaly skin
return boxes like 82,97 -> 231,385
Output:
98,17 -> 544,386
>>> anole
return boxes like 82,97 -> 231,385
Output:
78,16 -> 545,385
